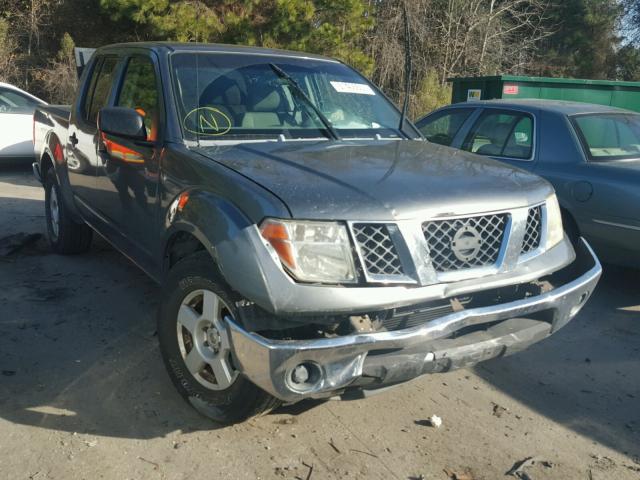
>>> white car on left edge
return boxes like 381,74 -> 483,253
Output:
0,82 -> 46,162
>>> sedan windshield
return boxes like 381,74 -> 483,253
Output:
170,52 -> 408,142
572,113 -> 640,161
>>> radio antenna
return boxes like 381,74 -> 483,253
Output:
398,1 -> 412,137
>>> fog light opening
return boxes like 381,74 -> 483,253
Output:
570,292 -> 589,317
287,362 -> 323,392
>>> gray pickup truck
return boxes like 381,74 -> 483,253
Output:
33,42 -> 601,424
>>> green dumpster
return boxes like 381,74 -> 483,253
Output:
448,75 -> 640,113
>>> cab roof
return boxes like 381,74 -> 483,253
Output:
97,41 -> 340,63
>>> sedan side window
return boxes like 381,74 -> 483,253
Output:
463,110 -> 533,160
573,113 -> 640,161
0,88 -> 38,114
416,108 -> 473,146
116,56 -> 160,141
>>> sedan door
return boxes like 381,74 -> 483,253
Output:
458,108 -> 537,170
563,113 -> 640,265
414,107 -> 477,147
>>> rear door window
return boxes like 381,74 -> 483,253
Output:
572,113 -> 640,161
416,108 -> 474,146
82,58 -> 102,121
463,109 -> 533,160
85,56 -> 119,126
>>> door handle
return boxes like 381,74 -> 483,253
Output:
69,133 -> 79,146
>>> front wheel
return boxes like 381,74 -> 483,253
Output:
157,252 -> 280,424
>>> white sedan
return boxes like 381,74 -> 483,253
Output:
0,82 -> 46,162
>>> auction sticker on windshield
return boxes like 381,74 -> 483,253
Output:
330,81 -> 375,95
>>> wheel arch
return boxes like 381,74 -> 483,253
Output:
39,128 -> 64,183
163,229 -> 208,273
40,150 -> 55,183
160,188 -> 255,280
40,131 -> 84,222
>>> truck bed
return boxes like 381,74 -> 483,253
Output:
35,105 -> 71,129
33,104 -> 72,181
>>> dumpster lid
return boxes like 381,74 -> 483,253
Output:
446,75 -> 640,89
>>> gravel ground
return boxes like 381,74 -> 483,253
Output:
0,165 -> 639,480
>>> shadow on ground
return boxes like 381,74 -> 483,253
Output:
475,265 -> 640,459
0,188 -> 317,439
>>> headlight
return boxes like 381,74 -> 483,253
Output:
546,193 -> 564,249
260,219 -> 357,283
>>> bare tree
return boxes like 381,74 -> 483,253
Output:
33,32 -> 77,103
369,0 -> 555,116
6,0 -> 59,87
0,18 -> 20,84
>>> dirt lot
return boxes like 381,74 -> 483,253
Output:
0,165 -> 639,480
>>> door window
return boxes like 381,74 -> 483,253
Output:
416,108 -> 473,146
116,56 -> 160,141
463,110 -> 533,160
85,56 -> 119,126
82,58 -> 102,121
572,113 -> 640,161
0,88 -> 39,113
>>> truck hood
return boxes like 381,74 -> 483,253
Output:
194,140 -> 553,221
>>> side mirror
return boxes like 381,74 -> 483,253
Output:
98,107 -> 147,140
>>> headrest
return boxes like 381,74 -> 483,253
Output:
490,123 -> 513,143
223,85 -> 242,105
249,84 -> 283,112
199,75 -> 245,107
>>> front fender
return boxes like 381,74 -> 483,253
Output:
162,189 -> 258,284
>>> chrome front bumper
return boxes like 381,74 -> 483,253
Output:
227,239 -> 601,403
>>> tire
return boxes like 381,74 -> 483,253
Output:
44,168 -> 93,254
157,251 -> 280,424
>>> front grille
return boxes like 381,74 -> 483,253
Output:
382,297 -> 472,331
422,214 -> 508,272
353,224 -> 404,276
521,206 -> 542,254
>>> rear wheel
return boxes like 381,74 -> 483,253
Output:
44,168 -> 93,254
157,252 -> 280,424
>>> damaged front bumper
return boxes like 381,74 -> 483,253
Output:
227,239 -> 601,403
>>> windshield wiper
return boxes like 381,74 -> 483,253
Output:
268,63 -> 341,141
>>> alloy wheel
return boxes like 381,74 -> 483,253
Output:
176,289 -> 239,391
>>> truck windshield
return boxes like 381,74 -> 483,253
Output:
573,113 -> 640,161
170,52 -> 407,142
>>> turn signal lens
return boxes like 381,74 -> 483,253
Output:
260,220 -> 297,271
260,219 -> 357,284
